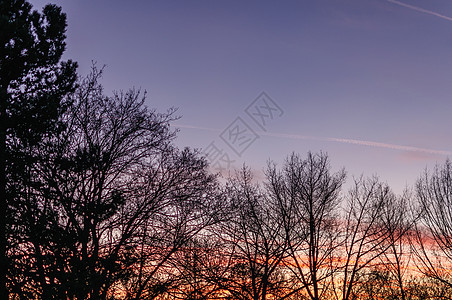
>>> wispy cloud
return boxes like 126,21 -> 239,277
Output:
174,123 -> 452,156
387,0 -> 452,22
399,151 -> 442,162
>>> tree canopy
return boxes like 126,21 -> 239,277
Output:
0,0 -> 77,298
3,1 -> 452,299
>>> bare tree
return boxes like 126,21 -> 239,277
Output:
412,159 -> 452,288
377,189 -> 414,300
344,188 -> 414,300
12,67 -> 221,299
266,152 -> 346,300
120,148 -> 221,300
335,176 -> 398,300
163,237 -> 226,300
211,166 -> 292,300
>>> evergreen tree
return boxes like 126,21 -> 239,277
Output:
0,0 -> 77,297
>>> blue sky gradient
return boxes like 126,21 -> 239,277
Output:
30,0 -> 452,192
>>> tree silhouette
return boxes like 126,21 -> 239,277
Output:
2,3 -> 452,298
413,159 -> 452,288
9,67 -> 221,299
213,166 -> 291,300
337,176 -> 397,300
376,189 -> 414,300
0,0 -> 77,298
266,152 -> 346,300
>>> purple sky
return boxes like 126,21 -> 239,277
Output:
30,0 -> 452,193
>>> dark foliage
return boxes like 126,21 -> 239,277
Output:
4,1 -> 452,299
9,68 -> 221,299
0,0 -> 77,298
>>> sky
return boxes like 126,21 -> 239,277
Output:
29,0 -> 452,193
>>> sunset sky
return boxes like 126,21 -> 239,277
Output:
30,0 -> 452,193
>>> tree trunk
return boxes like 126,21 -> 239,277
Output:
0,88 -> 8,300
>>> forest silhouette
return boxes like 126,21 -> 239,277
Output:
2,1 -> 452,299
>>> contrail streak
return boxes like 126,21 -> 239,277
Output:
174,123 -> 452,156
174,124 -> 222,132
387,0 -> 452,22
